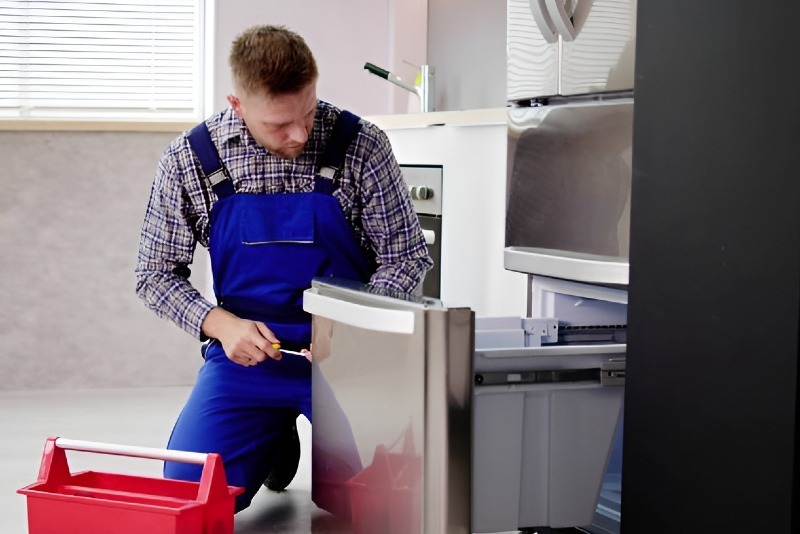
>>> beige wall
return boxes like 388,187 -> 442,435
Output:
428,0 -> 507,111
210,0 -> 506,115
0,131 -> 206,391
211,0 -> 428,116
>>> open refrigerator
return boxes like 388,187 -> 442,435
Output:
303,279 -> 473,533
305,273 -> 627,533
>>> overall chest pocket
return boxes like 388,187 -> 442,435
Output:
239,195 -> 316,245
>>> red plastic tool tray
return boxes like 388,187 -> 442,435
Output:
18,437 -> 243,534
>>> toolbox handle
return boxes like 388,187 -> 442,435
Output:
55,437 -> 208,465
34,437 -> 241,505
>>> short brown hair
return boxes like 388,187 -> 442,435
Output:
229,25 -> 318,96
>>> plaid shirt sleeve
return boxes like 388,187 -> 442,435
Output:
135,139 -> 215,340
352,123 -> 434,293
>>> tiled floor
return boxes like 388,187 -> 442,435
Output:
0,386 -> 350,534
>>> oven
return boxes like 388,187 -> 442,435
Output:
400,164 -> 442,298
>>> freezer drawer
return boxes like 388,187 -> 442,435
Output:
303,279 -> 473,534
474,383 -> 623,531
472,343 -> 625,532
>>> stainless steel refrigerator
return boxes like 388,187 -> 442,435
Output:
505,0 -> 636,286
496,0 -> 638,532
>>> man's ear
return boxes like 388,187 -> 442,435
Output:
227,94 -> 243,117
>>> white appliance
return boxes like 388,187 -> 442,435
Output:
400,164 -> 443,298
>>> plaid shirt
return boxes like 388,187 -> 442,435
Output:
136,100 -> 433,339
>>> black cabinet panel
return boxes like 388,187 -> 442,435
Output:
623,1 -> 800,532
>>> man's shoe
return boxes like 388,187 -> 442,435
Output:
264,422 -> 301,492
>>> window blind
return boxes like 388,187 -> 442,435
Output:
0,0 -> 203,120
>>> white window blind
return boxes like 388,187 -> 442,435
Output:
0,0 -> 204,120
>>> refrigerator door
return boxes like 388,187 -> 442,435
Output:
559,0 -> 637,95
508,0 -> 559,101
303,279 -> 473,533
505,100 -> 633,285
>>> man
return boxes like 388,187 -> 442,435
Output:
135,24 -> 432,512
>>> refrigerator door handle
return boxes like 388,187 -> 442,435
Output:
528,0 -> 559,43
303,288 -> 416,334
544,0 -> 579,41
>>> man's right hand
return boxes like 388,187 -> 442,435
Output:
201,307 -> 283,366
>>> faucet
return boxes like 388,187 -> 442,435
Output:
364,62 -> 436,112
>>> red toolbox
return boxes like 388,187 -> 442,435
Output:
17,437 -> 243,534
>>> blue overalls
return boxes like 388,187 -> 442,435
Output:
164,111 -> 371,512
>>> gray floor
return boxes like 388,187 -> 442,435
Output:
0,387 -> 351,534
0,388 -> 595,534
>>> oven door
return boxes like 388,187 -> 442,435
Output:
418,214 -> 441,298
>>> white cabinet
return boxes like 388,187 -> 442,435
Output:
370,110 -> 527,317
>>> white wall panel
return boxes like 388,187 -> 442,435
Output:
381,120 -> 527,317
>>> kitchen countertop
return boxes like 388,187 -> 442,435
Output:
364,107 -> 506,130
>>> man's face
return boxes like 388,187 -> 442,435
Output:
227,81 -> 318,160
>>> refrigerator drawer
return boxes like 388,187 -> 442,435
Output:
473,314 -> 625,531
475,344 -> 626,378
472,381 -> 623,531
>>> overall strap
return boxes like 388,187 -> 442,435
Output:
187,122 -> 236,199
315,110 -> 363,195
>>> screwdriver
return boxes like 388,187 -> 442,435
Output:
271,343 -> 305,357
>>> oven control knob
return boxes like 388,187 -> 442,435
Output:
409,185 -> 432,200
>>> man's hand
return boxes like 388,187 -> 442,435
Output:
201,307 -> 282,366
